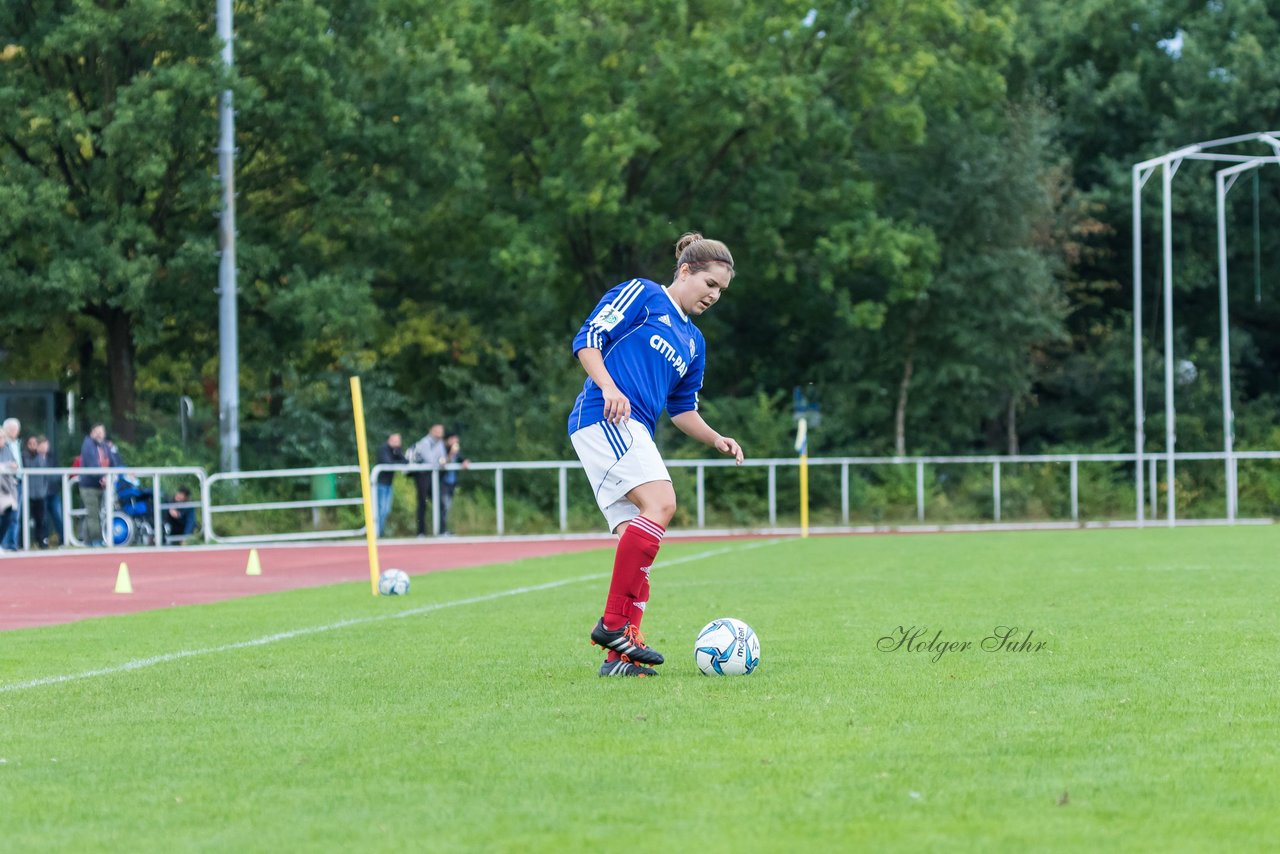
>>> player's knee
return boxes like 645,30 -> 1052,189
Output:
643,495 -> 676,527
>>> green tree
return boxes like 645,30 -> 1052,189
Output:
228,0 -> 491,464
872,101 -> 1072,455
4,0 -> 1192,473
433,0 -> 1024,459
1012,0 -> 1280,452
0,0 -> 222,440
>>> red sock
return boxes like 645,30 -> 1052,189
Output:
606,569 -> 653,661
630,569 -> 650,629
602,515 -> 665,630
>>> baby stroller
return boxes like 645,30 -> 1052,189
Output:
108,474 -> 156,547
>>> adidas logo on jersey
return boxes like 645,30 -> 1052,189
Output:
658,314 -> 673,327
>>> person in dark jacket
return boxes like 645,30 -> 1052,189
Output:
23,436 -> 53,548
375,433 -> 407,537
439,433 -> 471,535
38,436 -> 64,545
78,424 -> 111,546
163,485 -> 197,544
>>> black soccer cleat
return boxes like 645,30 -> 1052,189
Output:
599,659 -> 658,677
590,618 -> 665,666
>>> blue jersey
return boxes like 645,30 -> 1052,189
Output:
568,278 -> 706,436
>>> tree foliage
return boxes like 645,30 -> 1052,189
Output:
1,0 -> 222,439
2,0 -> 1278,468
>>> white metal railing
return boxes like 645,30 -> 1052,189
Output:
205,466 -> 364,543
364,450 -> 1280,538
3,453 -> 1276,550
10,466 -> 207,550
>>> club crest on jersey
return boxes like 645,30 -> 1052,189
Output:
688,337 -> 697,359
590,303 -> 625,331
658,314 -> 673,327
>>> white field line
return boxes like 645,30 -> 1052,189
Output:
0,540 -> 780,695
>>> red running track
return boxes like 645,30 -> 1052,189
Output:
0,538 -> 618,632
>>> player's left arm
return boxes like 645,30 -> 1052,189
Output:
670,410 -> 744,464
667,336 -> 743,463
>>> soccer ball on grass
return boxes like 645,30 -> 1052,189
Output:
378,568 -> 411,596
694,617 -> 760,676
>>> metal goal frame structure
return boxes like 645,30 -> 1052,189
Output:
1133,131 -> 1280,526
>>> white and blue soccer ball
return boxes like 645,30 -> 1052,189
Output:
694,617 -> 760,676
378,568 -> 411,596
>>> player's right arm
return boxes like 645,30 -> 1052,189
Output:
576,348 -> 630,425
572,279 -> 647,425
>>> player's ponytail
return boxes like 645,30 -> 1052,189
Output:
674,232 -> 735,278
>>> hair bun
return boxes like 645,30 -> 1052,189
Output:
674,231 -> 704,259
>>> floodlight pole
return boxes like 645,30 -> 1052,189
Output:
216,0 -> 240,472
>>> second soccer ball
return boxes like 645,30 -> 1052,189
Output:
378,568 -> 411,596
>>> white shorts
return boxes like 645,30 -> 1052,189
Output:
570,420 -> 671,532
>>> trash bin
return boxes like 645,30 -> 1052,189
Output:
311,474 -> 337,527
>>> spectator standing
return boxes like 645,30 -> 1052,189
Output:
38,436 -> 64,545
24,436 -> 52,549
0,418 -> 22,551
0,475 -> 14,550
375,433 -> 407,537
408,423 -> 446,537
439,433 -> 471,535
79,423 -> 111,546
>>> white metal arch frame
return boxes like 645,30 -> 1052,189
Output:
1132,131 -> 1280,526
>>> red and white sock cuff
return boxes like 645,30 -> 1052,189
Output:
628,515 -> 666,543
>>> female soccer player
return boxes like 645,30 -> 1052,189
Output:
568,232 -> 745,677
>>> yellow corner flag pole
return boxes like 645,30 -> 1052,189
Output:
796,416 -> 809,539
350,376 -> 381,596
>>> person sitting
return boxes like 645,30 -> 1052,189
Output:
163,485 -> 197,544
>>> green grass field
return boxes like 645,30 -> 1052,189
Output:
2,527 -> 1278,852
